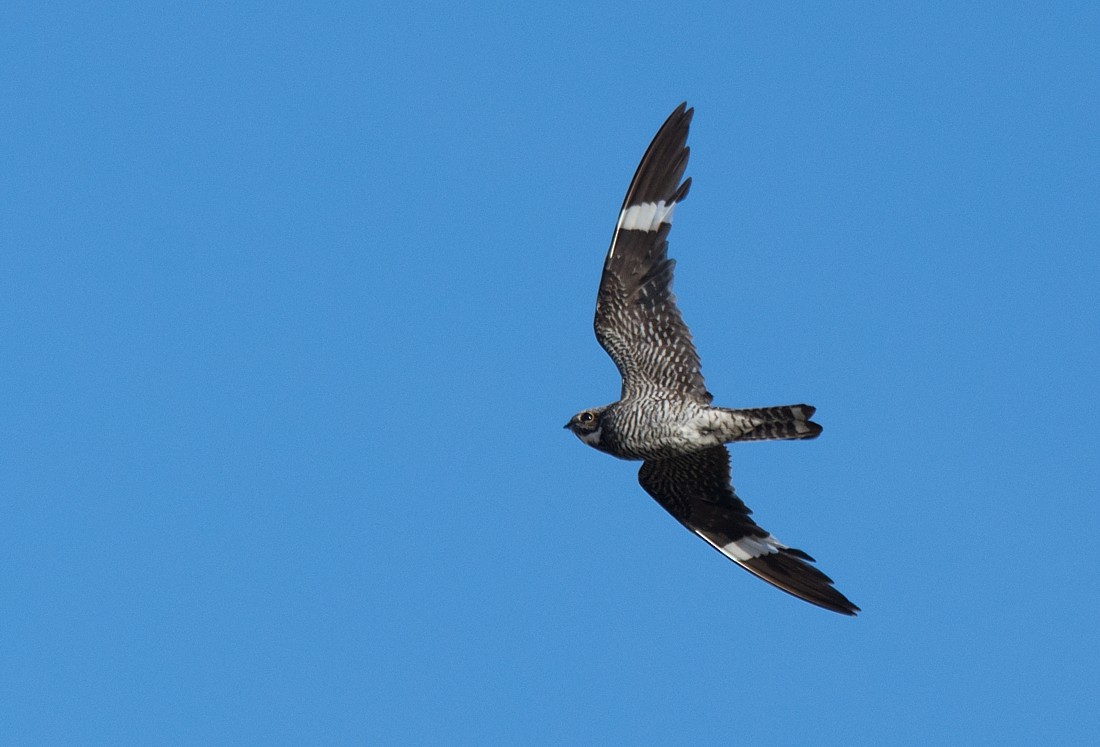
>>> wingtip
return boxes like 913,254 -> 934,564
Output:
739,550 -> 861,616
615,103 -> 695,216
667,102 -> 694,134
827,596 -> 861,616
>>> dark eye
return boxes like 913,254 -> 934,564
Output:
579,411 -> 595,424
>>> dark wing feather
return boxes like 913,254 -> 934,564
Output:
638,446 -> 859,616
594,103 -> 711,404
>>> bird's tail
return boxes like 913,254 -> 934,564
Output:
719,404 -> 822,442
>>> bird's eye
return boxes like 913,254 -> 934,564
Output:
579,411 -> 595,424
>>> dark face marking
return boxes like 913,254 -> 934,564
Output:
566,409 -> 605,448
565,409 -> 602,439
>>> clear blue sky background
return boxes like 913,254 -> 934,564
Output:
3,2 -> 1098,744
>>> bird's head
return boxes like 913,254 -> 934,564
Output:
564,407 -> 607,447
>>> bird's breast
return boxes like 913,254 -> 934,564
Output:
599,401 -> 715,460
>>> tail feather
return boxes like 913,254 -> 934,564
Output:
723,404 -> 822,442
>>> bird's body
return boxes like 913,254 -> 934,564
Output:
565,103 -> 859,615
570,399 -> 819,461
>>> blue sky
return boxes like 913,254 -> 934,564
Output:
3,2 -> 1099,744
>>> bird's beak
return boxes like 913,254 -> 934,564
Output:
563,420 -> 572,430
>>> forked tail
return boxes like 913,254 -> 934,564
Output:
721,404 -> 822,442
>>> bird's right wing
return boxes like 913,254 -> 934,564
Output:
638,446 -> 859,616
594,103 -> 711,405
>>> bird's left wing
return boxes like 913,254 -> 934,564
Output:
638,446 -> 859,615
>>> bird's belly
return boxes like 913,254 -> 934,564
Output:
606,408 -> 723,460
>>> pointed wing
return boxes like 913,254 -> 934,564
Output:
638,446 -> 859,615
594,103 -> 710,404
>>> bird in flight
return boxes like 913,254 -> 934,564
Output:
564,103 -> 858,615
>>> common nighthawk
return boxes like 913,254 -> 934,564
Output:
565,103 -> 858,615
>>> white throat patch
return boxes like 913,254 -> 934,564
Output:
578,426 -> 603,445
